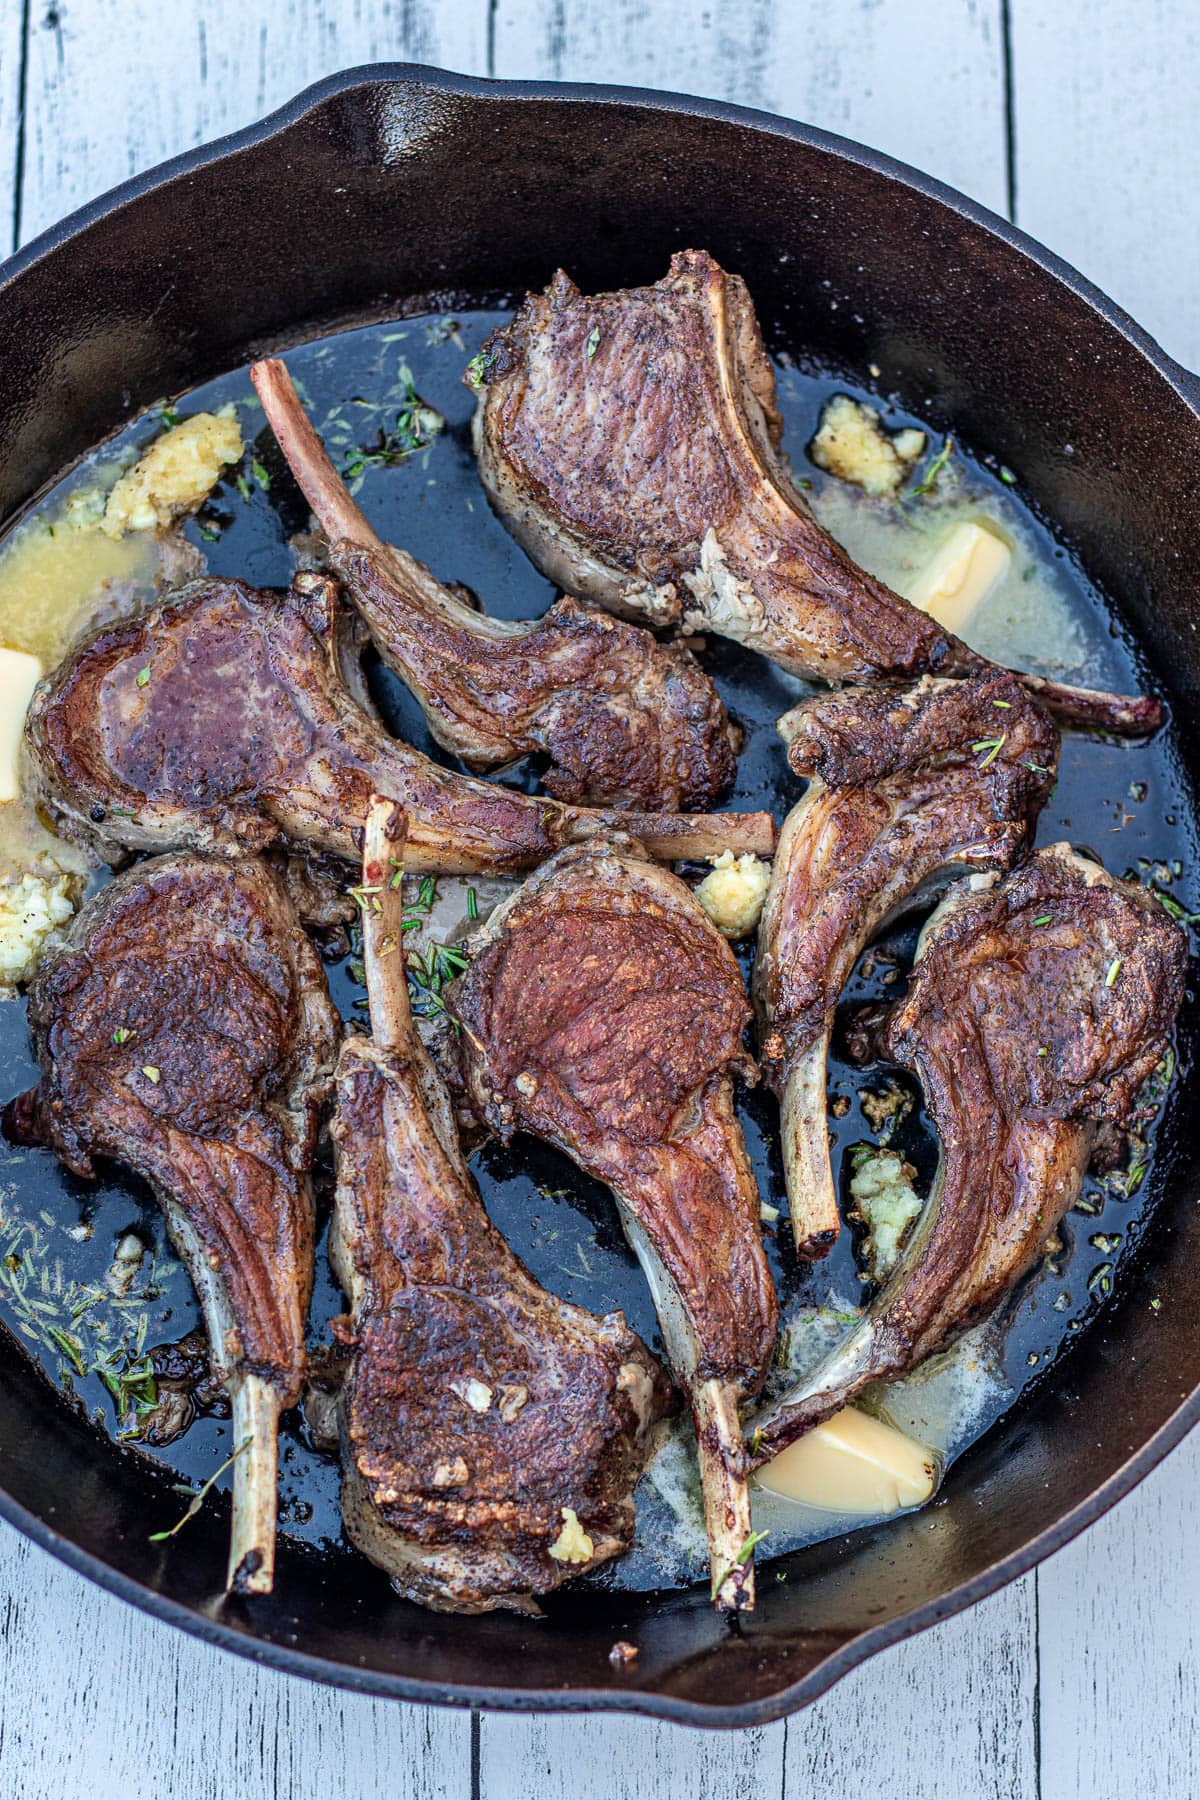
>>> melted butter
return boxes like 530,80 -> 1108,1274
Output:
906,518 -> 1012,634
811,482 -> 1090,677
0,649 -> 42,804
0,800 -> 90,882
0,507 -> 156,670
0,487 -> 159,885
755,1406 -> 938,1514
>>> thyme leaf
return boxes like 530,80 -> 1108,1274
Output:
710,1529 -> 769,1603
971,735 -> 1007,770
906,436 -> 954,501
464,350 -> 496,391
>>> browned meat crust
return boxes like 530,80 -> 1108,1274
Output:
453,838 -> 778,1610
24,571 -> 774,874
4,854 -> 341,1590
330,800 -> 669,1613
749,845 -> 1187,1465
250,356 -> 737,810
337,545 -> 738,808
756,674 -> 1058,1257
474,251 -> 1160,735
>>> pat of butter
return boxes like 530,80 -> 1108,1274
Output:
905,519 -> 1011,634
755,1406 -> 937,1516
0,646 -> 43,803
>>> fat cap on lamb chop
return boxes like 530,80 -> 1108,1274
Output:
250,356 -> 738,812
328,798 -> 670,1613
472,250 -> 1160,737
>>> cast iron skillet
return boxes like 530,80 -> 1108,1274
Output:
1,65 -> 1199,1727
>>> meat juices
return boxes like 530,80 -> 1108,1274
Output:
453,838 -> 778,1610
251,357 -> 739,812
24,571 -> 775,875
756,672 -> 1058,1258
329,800 -> 670,1613
473,250 -> 1159,735
750,845 -> 1187,1466
4,854 -> 341,1591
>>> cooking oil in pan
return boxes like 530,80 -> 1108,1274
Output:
0,308 -> 1191,1594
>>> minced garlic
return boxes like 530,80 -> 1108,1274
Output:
695,850 -> 771,938
810,395 -> 926,498
101,411 -> 243,538
0,869 -> 82,991
548,1506 -> 594,1564
849,1148 -> 924,1280
450,1377 -> 493,1414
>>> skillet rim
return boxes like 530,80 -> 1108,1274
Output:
1,60 -> 1198,1728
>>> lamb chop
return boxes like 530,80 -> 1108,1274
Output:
24,570 -> 774,877
250,357 -> 737,811
472,250 -> 1160,737
3,854 -> 340,1591
748,844 -> 1186,1466
329,798 -> 670,1613
756,672 -> 1058,1259
453,838 -> 778,1610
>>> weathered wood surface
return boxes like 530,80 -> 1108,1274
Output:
0,3 -> 1196,1796
1011,0 -> 1200,372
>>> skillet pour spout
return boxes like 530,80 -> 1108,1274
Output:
0,62 -> 1196,1726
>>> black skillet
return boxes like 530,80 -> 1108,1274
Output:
0,65 -> 1198,1726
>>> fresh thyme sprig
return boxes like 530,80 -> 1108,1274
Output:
309,362 -> 443,496
465,350 -> 497,391
346,874 -> 471,1028
148,1437 -> 253,1542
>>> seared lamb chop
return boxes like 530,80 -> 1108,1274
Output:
756,673 -> 1058,1258
250,357 -> 737,811
453,838 -> 778,1610
4,854 -> 340,1591
473,251 -> 1159,736
25,571 -> 774,876
749,844 -> 1186,1465
329,799 -> 670,1612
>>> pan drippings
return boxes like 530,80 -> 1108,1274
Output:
0,307 -> 1192,1593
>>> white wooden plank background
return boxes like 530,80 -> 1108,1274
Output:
0,2 -> 1197,1795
